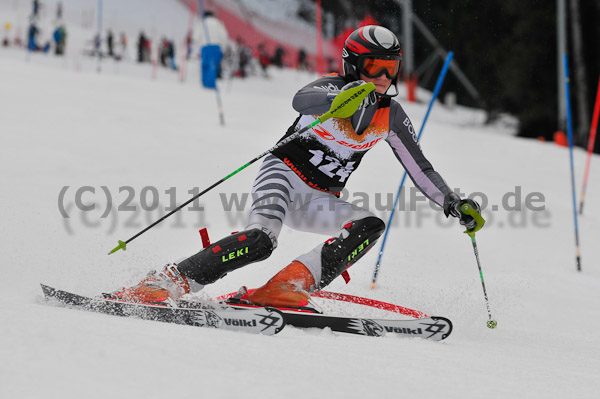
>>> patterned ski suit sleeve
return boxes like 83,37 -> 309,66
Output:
292,75 -> 347,115
386,102 -> 452,207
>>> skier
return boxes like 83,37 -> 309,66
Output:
110,25 -> 483,308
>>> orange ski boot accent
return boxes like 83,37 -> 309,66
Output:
246,261 -> 316,308
109,264 -> 190,305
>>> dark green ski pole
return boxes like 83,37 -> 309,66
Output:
109,82 -> 376,255
461,203 -> 497,329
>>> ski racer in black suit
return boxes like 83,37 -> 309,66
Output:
110,26 -> 483,307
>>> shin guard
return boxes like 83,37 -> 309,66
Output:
319,216 -> 385,288
177,228 -> 274,285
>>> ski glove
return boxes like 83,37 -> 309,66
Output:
327,80 -> 377,110
443,192 -> 482,232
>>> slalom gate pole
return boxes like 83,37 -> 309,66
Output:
179,0 -> 197,82
96,0 -> 103,73
316,0 -> 324,75
460,204 -> 496,329
564,54 -> 582,272
371,51 -> 454,289
198,0 -> 225,126
108,83 -> 376,254
579,75 -> 600,215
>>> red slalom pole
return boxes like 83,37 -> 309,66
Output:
316,0 -> 324,75
579,75 -> 600,215
179,0 -> 197,82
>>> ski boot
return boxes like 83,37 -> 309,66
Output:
105,264 -> 190,306
229,261 -> 320,312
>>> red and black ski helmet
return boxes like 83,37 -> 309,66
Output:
343,25 -> 402,96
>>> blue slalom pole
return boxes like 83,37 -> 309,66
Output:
563,54 -> 582,271
371,51 -> 454,288
198,0 -> 225,126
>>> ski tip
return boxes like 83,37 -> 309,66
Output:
429,316 -> 453,340
370,282 -> 377,290
40,284 -> 55,298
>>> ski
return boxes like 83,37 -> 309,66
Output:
225,300 -> 452,341
40,284 -> 452,340
40,284 -> 285,335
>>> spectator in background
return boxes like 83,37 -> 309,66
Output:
56,2 -> 63,20
31,0 -> 40,19
185,31 -> 192,60
235,37 -> 251,78
14,28 -> 23,47
28,19 -> 43,51
120,32 -> 128,60
107,30 -> 114,58
93,32 -> 101,57
143,37 -> 151,62
53,24 -> 66,55
167,40 -> 177,70
159,38 -> 177,70
137,31 -> 149,62
297,48 -> 309,71
27,22 -> 36,50
3,23 -> 10,47
257,42 -> 270,77
271,46 -> 285,68
194,11 -> 229,50
159,37 -> 169,67
194,10 -> 230,77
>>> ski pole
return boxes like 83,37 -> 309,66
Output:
371,51 -> 454,289
563,54 -> 582,271
579,75 -> 600,215
108,82 -> 376,254
461,204 -> 496,329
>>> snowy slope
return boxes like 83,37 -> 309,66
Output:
1,3 -> 600,399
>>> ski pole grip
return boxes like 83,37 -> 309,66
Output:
461,203 -> 485,237
320,82 -> 376,123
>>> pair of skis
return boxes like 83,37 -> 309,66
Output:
40,284 -> 452,341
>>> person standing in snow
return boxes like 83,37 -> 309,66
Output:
53,24 -> 66,55
137,31 -> 149,63
109,26 -> 483,308
235,37 -> 251,78
195,11 -> 230,78
106,30 -> 114,58
257,42 -> 271,77
31,0 -> 40,19
119,32 -> 128,61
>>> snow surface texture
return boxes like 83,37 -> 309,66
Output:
1,1 -> 600,398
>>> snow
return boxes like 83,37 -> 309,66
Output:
225,0 -> 316,29
1,2 -> 600,398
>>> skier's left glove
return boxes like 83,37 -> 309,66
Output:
327,80 -> 377,109
443,192 -> 483,232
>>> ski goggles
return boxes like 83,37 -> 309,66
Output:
358,55 -> 402,79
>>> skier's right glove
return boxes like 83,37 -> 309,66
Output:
327,80 -> 377,110
443,192 -> 483,233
